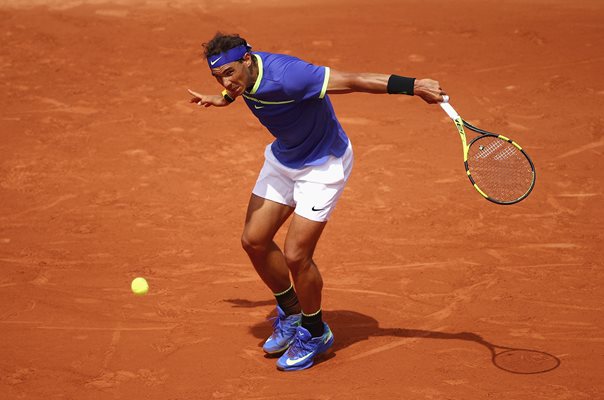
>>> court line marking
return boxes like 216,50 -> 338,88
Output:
556,193 -> 601,198
348,339 -> 414,361
0,194 -> 77,221
0,320 -> 42,324
36,325 -> 178,331
557,138 -> 604,159
324,287 -> 401,298
103,325 -> 122,369
366,261 -> 479,271
497,263 -> 582,269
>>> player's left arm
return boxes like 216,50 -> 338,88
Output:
326,69 -> 445,104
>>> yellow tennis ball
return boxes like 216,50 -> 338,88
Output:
131,277 -> 149,296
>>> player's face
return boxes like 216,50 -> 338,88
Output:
211,54 -> 254,96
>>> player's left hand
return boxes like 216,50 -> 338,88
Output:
414,79 -> 446,104
187,88 -> 229,107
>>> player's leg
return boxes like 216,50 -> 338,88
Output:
241,194 -> 302,355
276,214 -> 334,371
276,144 -> 353,371
241,193 -> 293,294
282,216 -> 326,316
244,144 -> 307,355
284,142 -> 354,317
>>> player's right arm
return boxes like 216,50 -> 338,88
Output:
187,89 -> 230,108
326,70 -> 444,104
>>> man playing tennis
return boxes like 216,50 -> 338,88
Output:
188,33 -> 445,371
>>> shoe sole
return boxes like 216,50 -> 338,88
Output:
263,338 -> 295,355
264,347 -> 288,357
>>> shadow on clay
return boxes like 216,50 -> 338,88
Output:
224,300 -> 561,374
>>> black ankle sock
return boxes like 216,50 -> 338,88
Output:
274,285 -> 301,316
302,310 -> 325,337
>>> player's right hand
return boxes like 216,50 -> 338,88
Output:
413,79 -> 446,104
187,89 -> 229,107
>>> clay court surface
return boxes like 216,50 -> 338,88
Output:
1,0 -> 603,398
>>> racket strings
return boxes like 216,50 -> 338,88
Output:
468,136 -> 534,202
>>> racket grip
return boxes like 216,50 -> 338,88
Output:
439,96 -> 460,120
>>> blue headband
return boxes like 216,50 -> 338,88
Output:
207,44 -> 252,69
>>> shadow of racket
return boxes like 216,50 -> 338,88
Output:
459,332 -> 561,374
488,345 -> 561,374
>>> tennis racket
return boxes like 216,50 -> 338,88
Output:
439,96 -> 536,205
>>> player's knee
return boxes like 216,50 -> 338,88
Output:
283,246 -> 310,273
241,232 -> 268,256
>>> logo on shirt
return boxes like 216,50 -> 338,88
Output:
254,104 -> 265,109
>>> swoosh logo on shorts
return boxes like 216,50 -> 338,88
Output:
312,206 -> 325,211
210,56 -> 222,66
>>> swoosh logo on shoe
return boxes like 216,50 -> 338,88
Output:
210,56 -> 222,66
285,351 -> 315,366
323,330 -> 333,344
284,331 -> 332,366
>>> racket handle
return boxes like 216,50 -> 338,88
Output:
439,95 -> 460,121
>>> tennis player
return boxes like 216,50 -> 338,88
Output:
188,33 -> 445,371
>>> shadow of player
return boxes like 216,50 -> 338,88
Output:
224,299 -> 560,374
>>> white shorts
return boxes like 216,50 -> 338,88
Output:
252,142 -> 354,222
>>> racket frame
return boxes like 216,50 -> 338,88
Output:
440,97 -> 536,205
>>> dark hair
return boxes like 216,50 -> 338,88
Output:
203,32 -> 249,59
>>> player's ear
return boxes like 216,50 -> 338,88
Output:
242,52 -> 252,67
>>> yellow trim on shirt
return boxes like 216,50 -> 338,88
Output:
242,94 -> 295,105
249,54 -> 263,95
320,67 -> 330,99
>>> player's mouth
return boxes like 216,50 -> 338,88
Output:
230,86 -> 244,96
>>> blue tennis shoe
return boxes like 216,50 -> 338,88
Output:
276,323 -> 334,371
262,306 -> 301,355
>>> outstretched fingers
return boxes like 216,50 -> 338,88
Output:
187,88 -> 205,106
